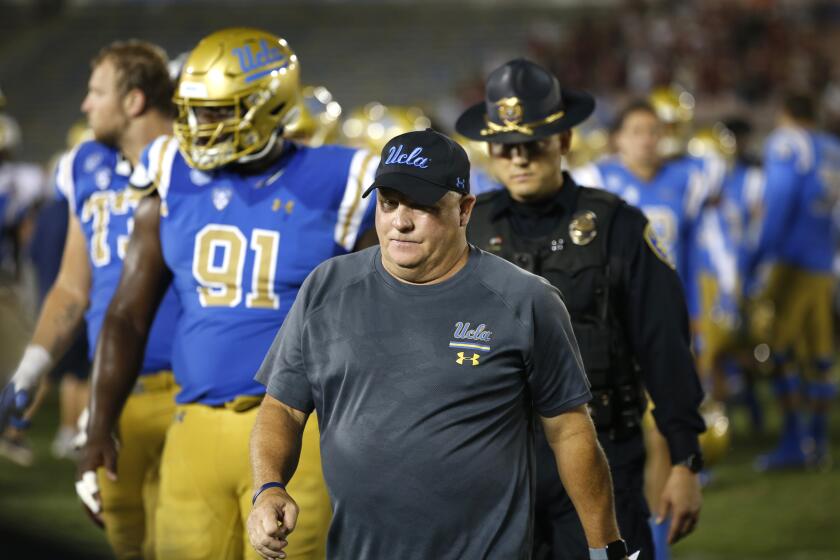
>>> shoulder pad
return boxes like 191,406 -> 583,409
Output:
130,136 -> 179,199
333,148 -> 379,251
766,127 -> 814,172
570,162 -> 605,189
54,140 -> 97,213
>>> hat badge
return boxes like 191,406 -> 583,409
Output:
497,97 -> 524,125
569,210 -> 598,246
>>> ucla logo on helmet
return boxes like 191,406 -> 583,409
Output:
384,144 -> 430,169
232,39 -> 287,80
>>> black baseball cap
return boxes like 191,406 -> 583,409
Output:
362,128 -> 470,207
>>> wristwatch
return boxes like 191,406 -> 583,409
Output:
677,452 -> 704,473
589,539 -> 628,560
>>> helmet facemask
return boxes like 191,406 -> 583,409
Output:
174,86 -> 296,170
173,29 -> 301,170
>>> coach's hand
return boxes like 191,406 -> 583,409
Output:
248,488 -> 299,559
657,465 -> 702,544
75,434 -> 119,529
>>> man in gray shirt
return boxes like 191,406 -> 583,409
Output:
248,129 -> 630,560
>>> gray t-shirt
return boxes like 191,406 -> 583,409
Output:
256,246 -> 591,560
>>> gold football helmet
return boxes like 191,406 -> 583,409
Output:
698,400 -> 731,467
0,113 -> 21,153
173,28 -> 301,170
649,85 -> 695,157
285,85 -> 342,147
340,102 -> 431,153
66,119 -> 93,148
567,127 -> 610,168
687,124 -> 736,162
453,132 -> 491,174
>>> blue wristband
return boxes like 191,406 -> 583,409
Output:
252,481 -> 286,505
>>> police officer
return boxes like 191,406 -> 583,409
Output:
458,59 -> 705,560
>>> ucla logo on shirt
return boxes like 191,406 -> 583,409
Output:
384,144 -> 431,169
212,186 -> 233,211
449,321 -> 493,357
95,168 -> 111,190
84,152 -> 104,173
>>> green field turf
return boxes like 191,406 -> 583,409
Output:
1,386 -> 838,559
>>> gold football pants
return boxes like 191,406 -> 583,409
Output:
763,264 -> 835,373
98,370 -> 177,559
695,274 -> 738,378
154,401 -> 330,560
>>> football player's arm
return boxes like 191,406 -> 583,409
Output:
748,146 -> 798,276
248,395 -> 308,558
0,211 -> 90,430
82,194 -> 172,476
616,206 -> 704,543
540,408 -> 621,549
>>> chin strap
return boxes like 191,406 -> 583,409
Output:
239,129 -> 283,165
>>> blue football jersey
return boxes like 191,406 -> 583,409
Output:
134,137 -> 378,405
720,162 -> 765,293
0,161 -> 46,273
470,167 -> 503,196
753,127 -> 840,273
55,140 -> 179,373
574,155 -> 715,316
690,203 -> 739,320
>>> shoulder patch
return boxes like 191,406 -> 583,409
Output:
643,223 -> 675,269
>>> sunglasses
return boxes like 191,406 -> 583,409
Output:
488,138 -> 555,159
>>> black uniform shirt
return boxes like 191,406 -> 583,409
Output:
469,173 -> 705,464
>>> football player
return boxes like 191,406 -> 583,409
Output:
746,93 -> 840,471
78,28 -> 378,560
0,106 -> 49,466
0,41 -> 180,558
572,99 -> 723,560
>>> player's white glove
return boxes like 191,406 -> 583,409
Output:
73,407 -> 90,449
75,470 -> 104,527
0,345 -> 51,432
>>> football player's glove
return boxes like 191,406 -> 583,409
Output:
0,382 -> 31,433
